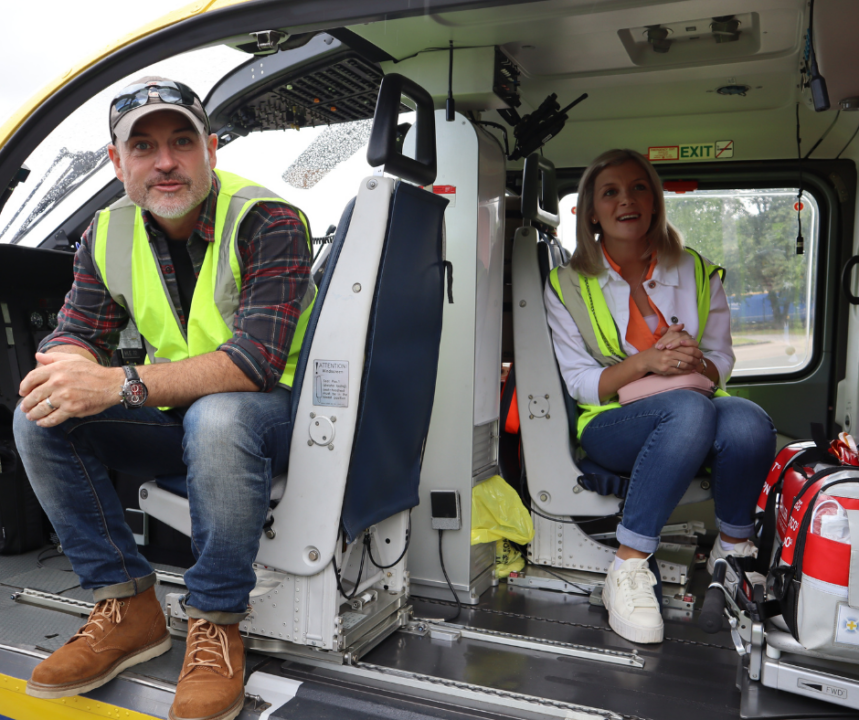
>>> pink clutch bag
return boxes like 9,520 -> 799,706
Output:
617,373 -> 715,405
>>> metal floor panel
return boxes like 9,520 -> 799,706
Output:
1,567 -> 81,594
271,668 -> 512,720
362,629 -> 739,720
377,578 -> 743,720
0,548 -> 55,581
0,590 -> 83,654
0,550 -> 852,720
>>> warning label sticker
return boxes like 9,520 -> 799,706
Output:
340,612 -> 365,630
432,184 -> 456,208
648,141 -> 734,162
835,604 -> 859,647
715,140 -> 734,158
313,360 -> 349,407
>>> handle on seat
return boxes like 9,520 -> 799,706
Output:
699,559 -> 728,634
367,73 -> 437,186
521,152 -> 560,229
842,255 -> 859,305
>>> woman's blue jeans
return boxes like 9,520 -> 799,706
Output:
579,391 -> 776,554
13,388 -> 292,624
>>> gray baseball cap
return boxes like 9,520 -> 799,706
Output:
109,76 -> 210,144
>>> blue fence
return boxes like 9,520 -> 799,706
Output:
728,292 -> 807,324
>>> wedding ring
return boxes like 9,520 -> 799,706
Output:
676,360 -> 682,369
45,397 -> 57,412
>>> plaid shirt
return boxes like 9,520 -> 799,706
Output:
41,173 -> 313,392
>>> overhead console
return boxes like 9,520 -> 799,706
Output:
206,33 -> 410,145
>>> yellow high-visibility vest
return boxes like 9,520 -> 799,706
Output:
92,169 -> 316,391
548,248 -> 727,437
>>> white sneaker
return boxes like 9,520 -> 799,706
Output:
602,557 -> 664,644
707,539 -> 766,586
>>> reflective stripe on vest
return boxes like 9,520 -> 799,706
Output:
548,247 -> 726,437
92,169 -> 315,391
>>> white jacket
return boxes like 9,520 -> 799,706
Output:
544,249 -> 735,407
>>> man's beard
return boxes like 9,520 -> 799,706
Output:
123,155 -> 212,220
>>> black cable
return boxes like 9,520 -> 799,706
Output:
795,103 -> 805,255
391,44 -> 483,65
835,119 -> 859,159
36,547 -> 72,571
529,504 -> 620,526
331,532 -> 368,601
468,114 -> 510,157
437,529 -> 462,622
446,41 -> 455,122
804,109 -> 840,158
367,513 -> 411,570
536,566 -> 592,596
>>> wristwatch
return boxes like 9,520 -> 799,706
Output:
119,365 -> 148,409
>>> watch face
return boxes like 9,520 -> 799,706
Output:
126,382 -> 147,406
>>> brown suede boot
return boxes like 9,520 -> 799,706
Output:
27,585 -> 171,698
170,618 -> 245,720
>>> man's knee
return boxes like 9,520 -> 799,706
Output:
13,403 -> 47,459
183,394 -> 250,444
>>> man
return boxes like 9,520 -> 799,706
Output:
13,76 -> 315,720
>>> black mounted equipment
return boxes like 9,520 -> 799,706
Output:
509,92 -> 588,161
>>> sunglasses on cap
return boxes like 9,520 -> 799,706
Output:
111,81 -> 203,119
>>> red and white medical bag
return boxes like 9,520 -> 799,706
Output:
759,437 -> 859,658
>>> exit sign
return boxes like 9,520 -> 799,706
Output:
648,141 -> 734,162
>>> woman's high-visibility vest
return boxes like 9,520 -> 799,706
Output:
92,169 -> 316,390
548,247 -> 727,437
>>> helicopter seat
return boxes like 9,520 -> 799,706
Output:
140,73 -> 448,656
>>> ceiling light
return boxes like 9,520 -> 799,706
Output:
711,16 -> 741,43
646,25 -> 672,54
716,84 -> 750,96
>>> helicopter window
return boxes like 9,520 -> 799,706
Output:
557,187 -> 819,379
0,45 -> 247,247
666,188 -> 819,379
215,110 -> 416,238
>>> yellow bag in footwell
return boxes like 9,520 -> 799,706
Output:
471,475 -> 535,579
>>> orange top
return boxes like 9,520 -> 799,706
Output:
601,244 -> 668,353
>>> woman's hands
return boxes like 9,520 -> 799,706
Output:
597,323 -> 714,401
637,323 -> 704,376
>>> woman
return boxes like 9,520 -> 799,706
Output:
545,149 -> 775,644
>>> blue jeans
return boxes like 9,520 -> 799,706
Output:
13,388 -> 292,624
580,391 -> 776,554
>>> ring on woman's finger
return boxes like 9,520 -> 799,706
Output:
676,360 -> 682,369
44,397 -> 58,412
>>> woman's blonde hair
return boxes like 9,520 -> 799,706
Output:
569,148 -> 683,276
